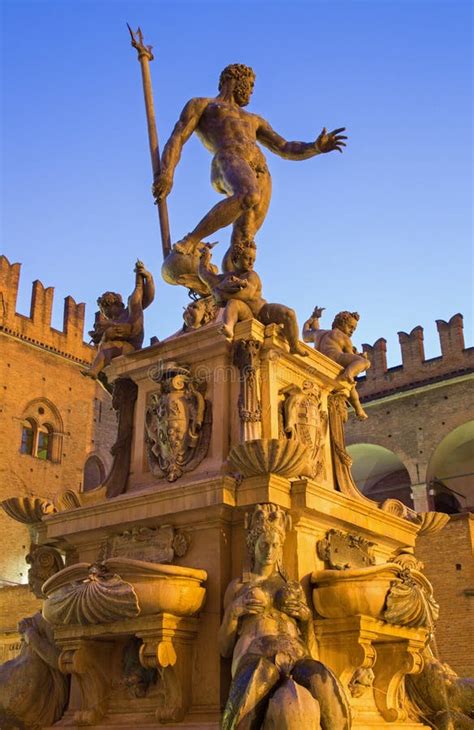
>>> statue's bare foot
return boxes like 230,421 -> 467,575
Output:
218,323 -> 234,340
292,343 -> 309,357
355,409 -> 368,421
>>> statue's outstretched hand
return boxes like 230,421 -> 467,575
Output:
153,171 -> 173,201
315,127 -> 347,154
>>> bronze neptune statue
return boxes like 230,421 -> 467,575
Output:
153,64 -> 346,292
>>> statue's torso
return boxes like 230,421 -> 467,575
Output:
310,328 -> 348,361
231,575 -> 306,675
196,100 -> 266,166
215,271 -> 265,313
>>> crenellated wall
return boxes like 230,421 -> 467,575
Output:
0,255 -> 117,617
359,314 -> 473,400
0,254 -> 93,364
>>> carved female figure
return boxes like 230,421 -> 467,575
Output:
218,504 -> 351,729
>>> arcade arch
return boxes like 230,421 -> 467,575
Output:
347,443 -> 413,507
426,420 -> 474,513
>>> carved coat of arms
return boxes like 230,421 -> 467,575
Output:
280,381 -> 328,479
145,364 -> 211,482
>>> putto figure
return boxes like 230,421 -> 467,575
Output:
303,307 -> 370,420
82,261 -> 155,379
218,503 -> 351,729
154,63 -> 346,282
198,242 -> 308,356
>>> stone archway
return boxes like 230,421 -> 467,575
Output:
347,443 -> 413,508
426,420 -> 474,513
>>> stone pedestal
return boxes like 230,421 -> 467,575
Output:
36,320 -> 431,728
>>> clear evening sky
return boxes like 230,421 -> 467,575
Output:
1,0 -> 472,365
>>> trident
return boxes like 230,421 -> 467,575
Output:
127,24 -> 171,259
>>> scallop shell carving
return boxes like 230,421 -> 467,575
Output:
380,499 -> 408,519
43,568 -> 140,626
416,511 -> 450,536
228,438 -> 308,478
384,569 -> 439,629
1,496 -> 56,524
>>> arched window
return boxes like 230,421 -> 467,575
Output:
36,424 -> 53,460
20,419 -> 35,455
83,455 -> 106,491
19,400 -> 63,463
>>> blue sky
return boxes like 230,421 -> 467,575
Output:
1,0 -> 472,365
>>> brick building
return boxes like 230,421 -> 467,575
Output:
346,314 -> 474,674
0,255 -> 117,654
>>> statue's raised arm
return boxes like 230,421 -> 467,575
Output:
153,98 -> 208,202
257,119 -> 346,160
129,259 -> 155,314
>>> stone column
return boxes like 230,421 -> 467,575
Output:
233,339 -> 262,441
411,483 -> 431,512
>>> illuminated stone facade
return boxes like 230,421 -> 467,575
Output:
0,255 -> 116,642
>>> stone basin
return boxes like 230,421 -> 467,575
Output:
311,563 -> 401,620
42,558 -> 207,625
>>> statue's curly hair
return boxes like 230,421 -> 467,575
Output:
332,310 -> 360,331
230,239 -> 257,265
219,64 -> 255,97
97,291 -> 124,309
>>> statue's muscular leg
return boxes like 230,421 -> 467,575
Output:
222,170 -> 272,271
220,300 -> 253,339
291,658 -> 352,730
178,155 -> 261,251
82,343 -> 135,379
221,654 -> 280,730
348,385 -> 368,420
333,353 -> 369,385
258,303 -> 308,356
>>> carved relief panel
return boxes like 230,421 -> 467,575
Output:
98,524 -> 190,564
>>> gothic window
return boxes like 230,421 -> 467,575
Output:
19,400 -> 62,463
20,419 -> 35,455
83,455 -> 105,491
37,424 -> 52,460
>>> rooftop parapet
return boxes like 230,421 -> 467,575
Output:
0,255 -> 93,364
358,314 -> 473,400
436,314 -> 465,359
